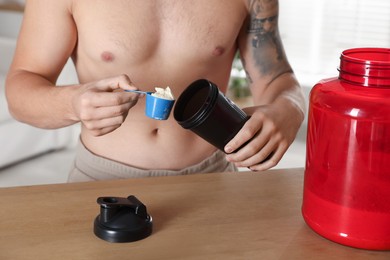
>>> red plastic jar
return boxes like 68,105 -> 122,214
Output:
302,48 -> 390,250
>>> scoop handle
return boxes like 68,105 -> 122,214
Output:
125,89 -> 151,95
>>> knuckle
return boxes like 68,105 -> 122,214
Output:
241,127 -> 255,140
80,97 -> 91,107
113,95 -> 124,106
281,139 -> 290,149
112,107 -> 122,116
79,93 -> 95,108
82,121 -> 95,130
267,121 -> 278,133
90,130 -> 101,137
79,111 -> 92,121
114,116 -> 125,125
246,145 -> 257,155
267,158 -> 278,168
118,74 -> 131,83
253,111 -> 265,120
274,132 -> 284,143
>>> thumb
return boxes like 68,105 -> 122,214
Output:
95,74 -> 136,91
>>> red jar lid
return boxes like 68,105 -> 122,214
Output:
339,48 -> 390,87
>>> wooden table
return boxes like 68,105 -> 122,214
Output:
0,168 -> 388,259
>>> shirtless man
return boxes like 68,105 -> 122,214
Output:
6,0 -> 305,181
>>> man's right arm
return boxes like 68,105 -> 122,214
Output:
5,0 -> 79,129
6,0 -> 141,137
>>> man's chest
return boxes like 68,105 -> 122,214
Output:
72,0 -> 248,64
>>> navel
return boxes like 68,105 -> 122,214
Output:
101,51 -> 115,62
151,128 -> 159,136
212,46 -> 225,56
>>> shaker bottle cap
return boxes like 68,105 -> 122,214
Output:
94,195 -> 153,243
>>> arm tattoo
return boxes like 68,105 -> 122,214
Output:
247,0 -> 288,76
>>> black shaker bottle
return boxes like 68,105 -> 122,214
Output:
174,79 -> 250,152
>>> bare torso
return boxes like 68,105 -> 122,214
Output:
72,0 -> 248,169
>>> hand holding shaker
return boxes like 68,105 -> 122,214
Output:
174,79 -> 250,152
303,48 -> 390,250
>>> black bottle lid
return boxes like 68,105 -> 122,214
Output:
94,195 -> 153,243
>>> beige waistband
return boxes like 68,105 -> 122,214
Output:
67,139 -> 237,182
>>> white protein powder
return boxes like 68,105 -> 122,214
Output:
151,86 -> 175,100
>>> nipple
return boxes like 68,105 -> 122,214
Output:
101,51 -> 115,62
212,46 -> 225,56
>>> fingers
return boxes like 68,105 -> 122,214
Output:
87,123 -> 124,137
230,135 -> 288,171
74,74 -> 141,136
224,117 -> 262,154
249,144 -> 287,171
79,102 -> 132,122
79,89 -> 138,108
225,109 -> 291,171
79,102 -> 132,136
82,115 -> 127,136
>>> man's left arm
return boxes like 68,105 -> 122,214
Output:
225,0 -> 305,171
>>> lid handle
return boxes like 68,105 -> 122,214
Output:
97,195 -> 148,223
